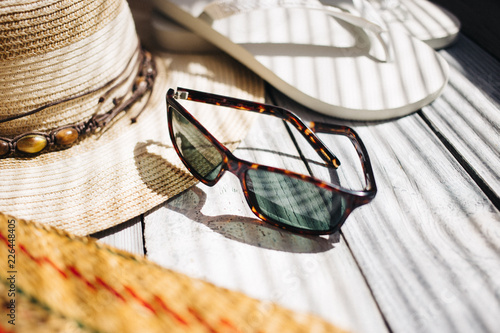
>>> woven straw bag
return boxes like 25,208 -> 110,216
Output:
0,213 -> 346,332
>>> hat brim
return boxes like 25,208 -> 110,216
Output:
0,52 -> 263,236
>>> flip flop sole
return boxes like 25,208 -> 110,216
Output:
153,0 -> 449,121
372,0 -> 460,49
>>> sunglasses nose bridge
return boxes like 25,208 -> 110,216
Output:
224,154 -> 247,177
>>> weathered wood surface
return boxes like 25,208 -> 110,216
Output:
93,216 -> 144,255
421,35 -> 500,200
95,32 -> 500,333
266,33 -> 500,331
271,91 -> 500,332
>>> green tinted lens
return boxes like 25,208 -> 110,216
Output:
171,106 -> 223,181
245,169 -> 346,232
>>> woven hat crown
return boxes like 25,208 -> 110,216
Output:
0,0 -> 140,141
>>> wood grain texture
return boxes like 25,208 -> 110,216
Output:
92,216 -> 144,255
143,115 -> 389,333
345,118 -> 500,333
268,32 -> 500,331
422,35 -> 500,199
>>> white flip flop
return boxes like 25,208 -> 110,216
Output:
152,0 -> 449,121
365,0 -> 460,49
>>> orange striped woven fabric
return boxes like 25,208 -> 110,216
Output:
0,213 -> 346,332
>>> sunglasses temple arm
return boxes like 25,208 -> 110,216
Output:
311,122 -> 377,196
175,87 -> 341,169
281,112 -> 341,168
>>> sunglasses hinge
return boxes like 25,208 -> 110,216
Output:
174,90 -> 190,100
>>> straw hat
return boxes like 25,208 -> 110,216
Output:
0,0 -> 263,235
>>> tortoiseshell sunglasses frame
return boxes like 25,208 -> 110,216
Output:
166,87 -> 377,235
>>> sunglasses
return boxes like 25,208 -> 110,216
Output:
166,88 -> 377,235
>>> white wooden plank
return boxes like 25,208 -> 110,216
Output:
270,86 -> 500,333
421,34 -> 500,198
348,118 -> 500,333
144,115 -> 389,333
92,216 -> 144,255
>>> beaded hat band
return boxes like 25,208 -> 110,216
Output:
0,48 -> 156,158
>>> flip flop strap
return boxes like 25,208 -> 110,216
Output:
201,0 -> 392,62
366,0 -> 410,20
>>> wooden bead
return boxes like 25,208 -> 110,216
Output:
55,127 -> 79,146
0,140 -> 10,156
16,135 -> 47,154
135,76 -> 147,91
